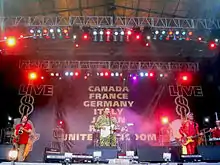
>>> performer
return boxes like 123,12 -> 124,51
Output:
13,115 -> 32,161
212,120 -> 220,145
94,108 -> 117,146
179,113 -> 199,155
52,125 -> 65,152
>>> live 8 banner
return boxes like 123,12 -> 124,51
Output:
18,79 -> 203,162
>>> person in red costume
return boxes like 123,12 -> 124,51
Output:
179,113 -> 199,155
13,115 -> 32,161
212,120 -> 220,145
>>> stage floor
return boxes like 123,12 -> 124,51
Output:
1,163 -> 220,165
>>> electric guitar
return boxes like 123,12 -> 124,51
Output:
180,128 -> 215,146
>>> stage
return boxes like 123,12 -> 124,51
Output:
1,163 -> 220,165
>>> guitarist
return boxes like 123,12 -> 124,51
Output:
179,113 -> 199,155
13,115 -> 32,161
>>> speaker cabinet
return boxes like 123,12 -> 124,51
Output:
137,146 -> 181,162
86,146 -> 117,160
197,146 -> 220,162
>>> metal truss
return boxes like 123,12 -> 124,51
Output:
19,60 -> 199,72
1,16 -> 220,29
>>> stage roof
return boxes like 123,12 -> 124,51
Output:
3,0 -> 220,19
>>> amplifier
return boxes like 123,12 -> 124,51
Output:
209,138 -> 220,142
181,154 -> 202,162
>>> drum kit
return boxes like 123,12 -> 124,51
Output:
92,123 -> 134,152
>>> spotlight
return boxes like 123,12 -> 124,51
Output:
8,116 -> 12,121
28,72 -> 37,80
43,29 -> 48,33
57,28 -> 61,33
161,116 -> 169,125
149,72 -> 154,77
209,42 -> 217,49
51,73 -> 54,76
114,32 -> 119,36
162,31 -> 166,35
155,30 -> 159,35
145,73 -> 148,76
93,31 -> 98,35
120,31 -> 125,35
99,30 -> 104,35
147,36 -> 151,40
182,31 -> 186,35
115,72 -> 119,77
106,30 -> 111,35
6,37 -> 17,47
132,76 -> 137,80
75,44 -> 79,48
215,39 -> 219,43
65,72 -> 69,76
83,34 -> 88,39
63,29 -> 68,34
146,42 -> 150,47
198,37 -> 202,41
188,31 -> 193,36
100,72 -> 104,76
111,73 -> 114,76
104,72 -> 109,76
175,31 -> 180,35
70,72 -> 73,76
140,72 -> 144,77
49,29 -> 54,33
30,29 -> 34,33
204,117 -> 209,123
136,35 -> 140,39
127,30 -> 132,35
160,74 -> 164,77
74,72 -> 79,76
55,73 -> 59,77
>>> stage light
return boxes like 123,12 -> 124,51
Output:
160,74 -> 164,77
51,73 -> 54,76
145,73 -> 148,76
136,35 -> 140,39
99,30 -> 104,35
93,31 -> 98,35
8,116 -> 12,121
161,116 -> 169,125
140,72 -> 144,77
168,31 -> 173,35
59,120 -> 64,125
179,73 -> 192,84
146,43 -> 150,47
188,31 -> 193,36
182,31 -> 186,35
155,30 -> 159,35
6,37 -> 16,47
198,37 -> 202,41
83,34 -> 88,39
84,76 -> 88,79
204,117 -> 209,123
215,39 -> 219,43
41,76 -> 44,80
73,35 -> 77,39
162,31 -> 166,35
120,31 -> 125,35
106,30 -> 111,35
75,72 -> 79,76
28,72 -> 37,80
19,35 -> 24,39
114,31 -> 119,36
147,36 -> 151,40
111,73 -> 114,76
75,44 -> 79,48
100,72 -> 104,76
149,72 -> 154,77
30,29 -> 35,33
175,31 -> 180,35
209,42 -> 217,49
65,72 -> 69,76
182,75 -> 188,81
115,72 -> 119,77
55,73 -> 59,77
104,72 -> 108,76
43,29 -> 48,33
49,29 -> 54,33
132,76 -> 137,80
127,30 -> 132,35
63,29 -> 68,34
70,72 -> 73,76
57,28 -> 61,33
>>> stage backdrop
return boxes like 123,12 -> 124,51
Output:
18,78 -> 203,162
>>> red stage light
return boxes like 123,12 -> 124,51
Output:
19,35 -> 24,39
75,72 -> 79,76
28,72 -> 37,80
179,73 -> 192,84
146,43 -> 150,47
58,120 -> 63,125
198,37 -> 202,41
161,116 -> 169,125
43,29 -> 48,33
105,72 -> 109,76
106,30 -> 111,35
75,44 -> 79,48
63,29 -> 68,34
136,35 -> 140,39
149,72 -> 154,77
209,42 -> 216,49
83,34 -> 88,39
6,37 -> 16,47
127,30 -> 132,35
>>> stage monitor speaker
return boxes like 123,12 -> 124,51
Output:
86,146 -> 117,160
137,146 -> 181,162
0,144 -> 13,161
197,146 -> 220,162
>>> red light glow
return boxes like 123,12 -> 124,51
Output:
75,72 -> 79,76
179,73 -> 192,84
209,42 -> 216,49
161,116 -> 169,124
63,29 -> 68,34
198,37 -> 202,41
105,72 -> 109,76
28,72 -> 37,80
106,30 -> 111,35
136,35 -> 140,39
146,43 -> 150,47
59,120 -> 63,125
83,34 -> 88,39
149,72 -> 154,77
127,30 -> 132,35
75,44 -> 79,48
6,37 -> 16,47
43,29 -> 48,33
